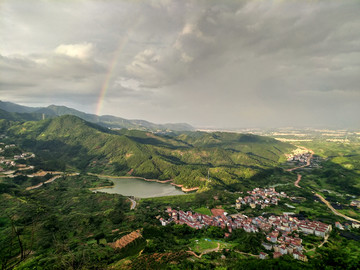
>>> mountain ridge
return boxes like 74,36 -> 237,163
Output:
0,100 -> 194,132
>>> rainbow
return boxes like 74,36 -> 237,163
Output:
96,36 -> 130,116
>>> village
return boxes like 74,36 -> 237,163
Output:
0,142 -> 68,186
159,187 -> 335,262
286,152 -> 312,164
0,143 -> 36,176
235,187 -> 287,209
160,209 -> 332,261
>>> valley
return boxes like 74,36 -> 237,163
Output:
2,1 -> 360,268
1,111 -> 360,269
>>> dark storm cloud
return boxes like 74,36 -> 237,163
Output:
1,0 -> 360,127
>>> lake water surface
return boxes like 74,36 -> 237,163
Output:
92,177 -> 185,198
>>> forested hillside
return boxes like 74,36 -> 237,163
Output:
2,115 -> 294,188
0,108 -> 43,122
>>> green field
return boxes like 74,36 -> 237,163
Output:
191,238 -> 218,253
190,238 -> 234,253
338,209 -> 360,220
194,207 -> 212,216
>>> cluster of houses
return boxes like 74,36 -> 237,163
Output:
261,215 -> 332,261
159,208 -> 332,261
0,157 -> 16,168
0,143 -> 36,175
350,200 -> 360,209
287,152 -> 311,164
297,219 -> 331,237
13,152 -> 35,160
236,187 -> 287,209
335,221 -> 360,230
0,144 -> 34,160
0,143 -> 16,152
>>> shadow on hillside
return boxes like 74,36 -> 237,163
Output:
20,139 -> 99,172
126,136 -> 189,149
305,160 -> 360,196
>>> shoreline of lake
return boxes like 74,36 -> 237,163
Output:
90,176 -> 187,198
89,173 -> 199,192
89,185 -> 114,191
170,183 -> 200,192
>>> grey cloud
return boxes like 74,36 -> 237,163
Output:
1,0 -> 360,128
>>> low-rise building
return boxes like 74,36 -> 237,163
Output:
259,252 -> 268,259
262,242 -> 273,251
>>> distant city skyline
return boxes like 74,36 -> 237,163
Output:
1,1 -> 360,128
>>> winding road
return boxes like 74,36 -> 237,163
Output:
25,172 -> 79,190
286,147 -> 360,224
314,193 -> 360,223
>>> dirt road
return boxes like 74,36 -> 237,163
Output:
129,197 -> 137,210
294,174 -> 302,188
288,148 -> 314,188
25,173 -> 79,190
187,243 -> 220,258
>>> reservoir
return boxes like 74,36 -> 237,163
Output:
92,177 -> 186,198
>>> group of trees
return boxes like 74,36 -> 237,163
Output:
1,169 -> 360,269
0,175 -> 132,269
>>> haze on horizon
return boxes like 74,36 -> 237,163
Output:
1,0 -> 360,129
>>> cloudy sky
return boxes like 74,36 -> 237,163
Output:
1,0 -> 360,128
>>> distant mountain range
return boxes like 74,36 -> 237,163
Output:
0,100 -> 194,132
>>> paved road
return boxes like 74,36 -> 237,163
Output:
314,193 -> 360,224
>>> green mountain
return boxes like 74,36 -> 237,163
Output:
4,115 -> 294,188
0,101 -> 194,131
